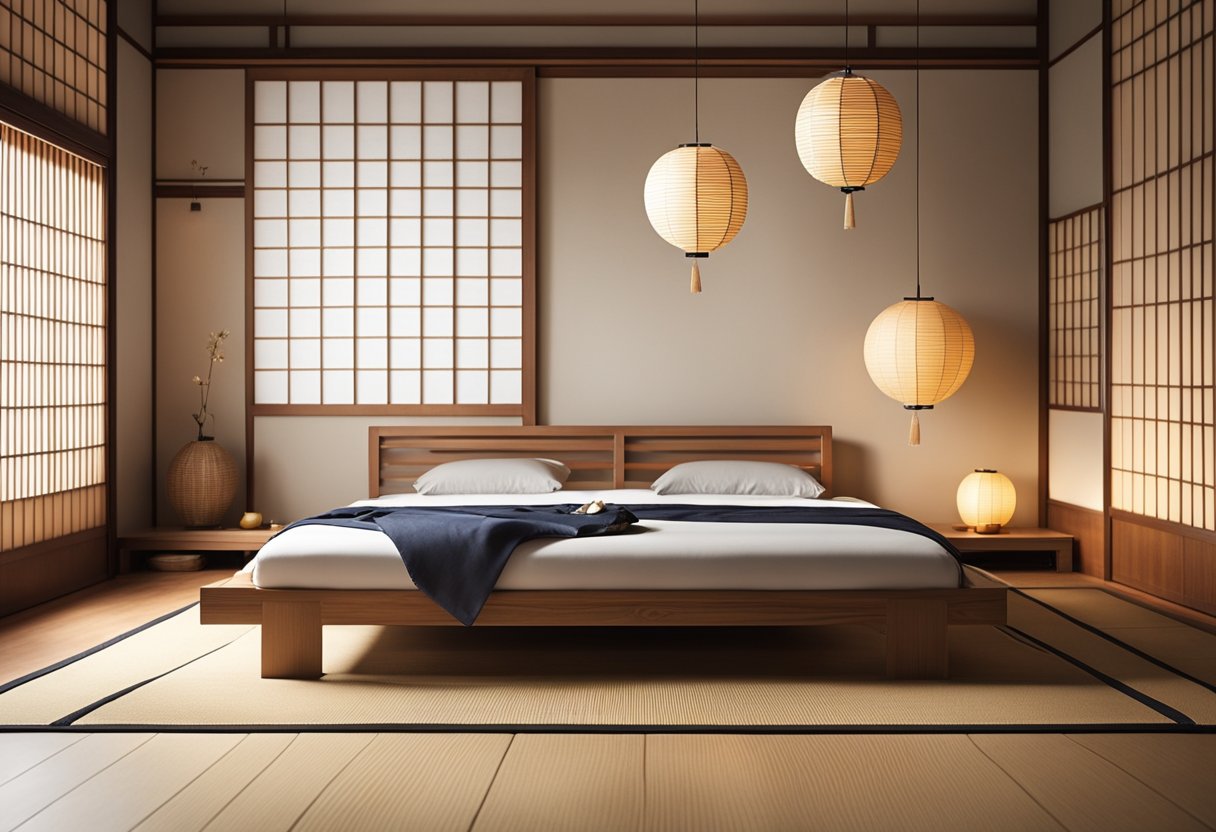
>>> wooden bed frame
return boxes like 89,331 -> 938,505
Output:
200,426 -> 1007,681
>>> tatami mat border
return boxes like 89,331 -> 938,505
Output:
3,589 -> 1214,735
0,603 -> 200,695
1012,588 -> 1216,695
1,723 -> 1213,735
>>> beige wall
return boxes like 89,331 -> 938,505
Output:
155,199 -> 248,527
1046,5 -> 1105,514
156,70 -> 245,181
115,41 -> 154,534
541,73 -> 1039,525
155,69 -> 1040,526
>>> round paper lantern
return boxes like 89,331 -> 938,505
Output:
644,143 -> 749,293
957,469 -> 1017,534
795,70 -> 902,229
863,298 -> 975,445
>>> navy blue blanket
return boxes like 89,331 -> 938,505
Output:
278,503 -> 963,625
280,505 -> 639,625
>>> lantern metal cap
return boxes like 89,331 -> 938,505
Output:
685,252 -> 709,258
975,468 -> 997,473
902,404 -> 934,411
902,295 -> 935,301
677,142 -> 713,148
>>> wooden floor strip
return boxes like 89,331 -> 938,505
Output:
644,734 -> 1063,832
14,733 -> 244,832
133,734 -> 297,832
0,733 -> 85,786
0,733 -> 153,832
969,734 -> 1211,832
200,732 -> 375,831
293,733 -> 511,832
1066,734 -> 1216,829
473,734 -> 645,832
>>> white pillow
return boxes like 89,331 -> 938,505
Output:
414,457 -> 570,495
651,460 -> 825,498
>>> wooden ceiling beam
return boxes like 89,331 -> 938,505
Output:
155,13 -> 1038,28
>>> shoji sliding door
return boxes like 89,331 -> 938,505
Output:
1109,0 -> 1214,613
0,123 -> 108,613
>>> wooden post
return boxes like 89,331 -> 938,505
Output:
261,601 -> 322,679
885,599 -> 948,679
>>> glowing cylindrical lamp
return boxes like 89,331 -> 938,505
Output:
956,469 -> 1016,534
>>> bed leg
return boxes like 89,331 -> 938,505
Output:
885,599 -> 948,680
261,600 -> 323,679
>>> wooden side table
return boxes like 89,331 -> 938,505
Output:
118,527 -> 276,572
927,524 -> 1075,572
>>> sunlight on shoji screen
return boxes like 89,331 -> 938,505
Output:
251,79 -> 524,407
0,123 -> 107,552
1049,207 -> 1103,410
0,0 -> 109,134
1109,0 -> 1215,531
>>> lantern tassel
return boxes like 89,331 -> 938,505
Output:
843,192 -> 856,230
690,260 -> 702,294
908,411 -> 921,446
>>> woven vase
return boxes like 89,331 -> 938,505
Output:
167,438 -> 238,528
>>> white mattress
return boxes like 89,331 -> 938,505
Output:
250,490 -> 961,591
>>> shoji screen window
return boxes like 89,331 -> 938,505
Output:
0,122 -> 106,551
1110,0 -> 1214,531
250,72 -> 533,416
1048,206 -> 1103,410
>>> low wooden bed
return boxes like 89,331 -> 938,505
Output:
200,425 -> 1007,680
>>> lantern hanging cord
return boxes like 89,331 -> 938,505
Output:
694,0 -> 699,143
914,0 -> 922,300
844,0 -> 849,70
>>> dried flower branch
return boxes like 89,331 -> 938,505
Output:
192,329 -> 230,440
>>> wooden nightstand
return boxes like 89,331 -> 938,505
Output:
927,524 -> 1075,572
118,527 -> 276,572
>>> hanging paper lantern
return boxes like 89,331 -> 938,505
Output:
863,298 -> 975,445
957,469 -> 1017,534
644,143 -> 749,293
794,70 -> 902,229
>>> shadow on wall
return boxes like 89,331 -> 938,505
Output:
832,438 -> 874,502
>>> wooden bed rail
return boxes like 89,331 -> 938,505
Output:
369,425 -> 833,497
201,570 -> 1007,681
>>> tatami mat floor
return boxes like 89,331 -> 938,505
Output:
2,730 -> 1214,831
2,569 -> 1215,831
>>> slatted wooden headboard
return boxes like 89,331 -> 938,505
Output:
369,426 -> 832,497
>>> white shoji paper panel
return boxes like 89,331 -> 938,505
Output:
252,77 -> 525,407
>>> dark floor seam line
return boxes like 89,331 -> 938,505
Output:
1002,625 -> 1195,725
3,723 -> 1213,735
287,732 -> 380,831
466,733 -> 515,832
199,733 -> 302,829
1014,588 -> 1216,694
1059,733 -> 1216,831
11,734 -> 156,829
964,735 -> 1071,832
50,635 -> 253,727
0,603 -> 200,695
0,733 -> 88,788
127,733 -> 253,830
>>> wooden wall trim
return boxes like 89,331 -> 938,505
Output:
0,529 -> 109,617
152,48 -> 1040,71
154,184 -> 246,198
1048,23 -> 1101,68
156,13 -> 1038,28
0,87 -> 110,164
1047,500 -> 1104,577
1036,0 -> 1049,527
